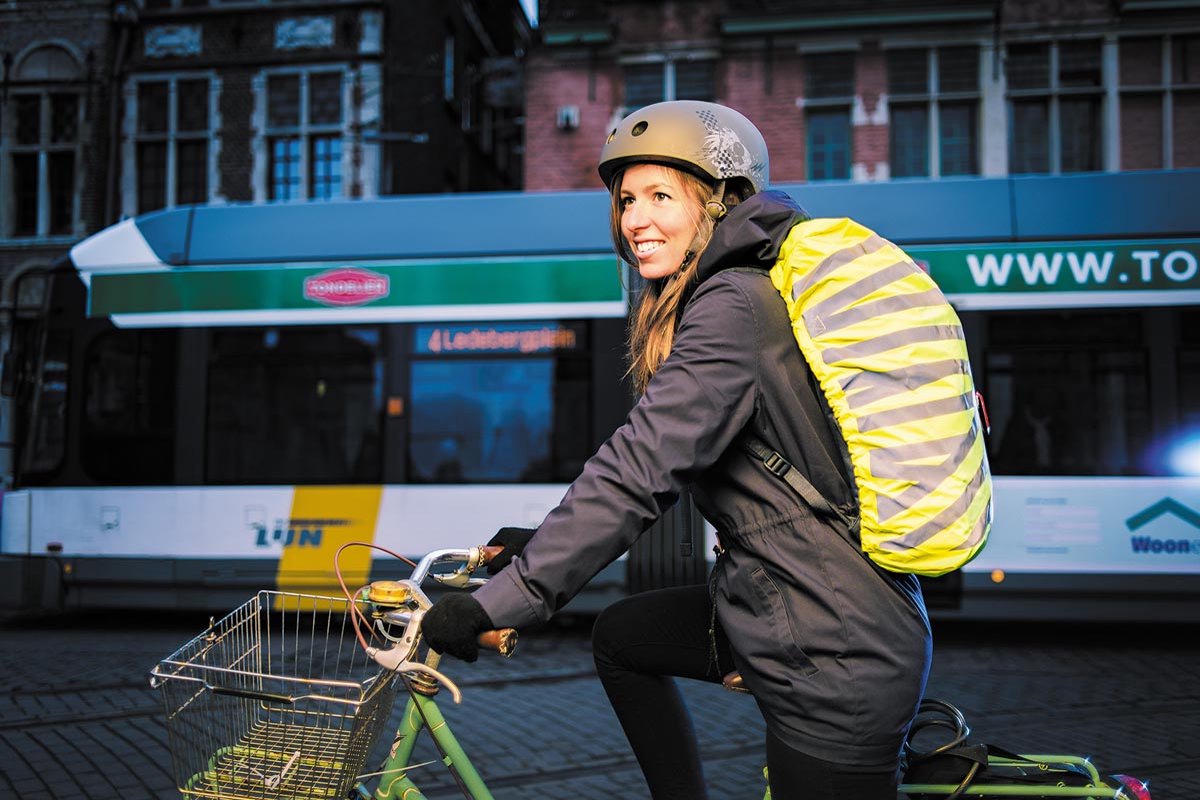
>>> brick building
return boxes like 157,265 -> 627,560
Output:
525,0 -> 1200,191
0,0 -> 117,298
0,0 -> 529,313
0,0 -> 528,485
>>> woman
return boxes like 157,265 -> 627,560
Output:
422,100 -> 932,800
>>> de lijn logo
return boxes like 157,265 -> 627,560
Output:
254,518 -> 349,548
1126,498 -> 1200,555
303,266 -> 390,306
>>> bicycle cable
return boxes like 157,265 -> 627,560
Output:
335,541 -> 418,652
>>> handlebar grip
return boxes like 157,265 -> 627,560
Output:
477,628 -> 518,657
479,544 -> 505,565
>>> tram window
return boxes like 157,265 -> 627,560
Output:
984,311 -> 1150,476
409,322 -> 591,483
1181,310 -> 1200,427
82,330 -> 177,483
19,329 -> 71,477
206,327 -> 383,484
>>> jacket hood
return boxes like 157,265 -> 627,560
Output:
696,190 -> 809,283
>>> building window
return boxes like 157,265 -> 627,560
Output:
4,45 -> 83,238
1119,34 -> 1200,170
310,136 -> 342,199
1006,40 -> 1104,175
805,53 -> 854,181
133,76 -> 212,214
887,47 -> 980,179
264,70 -> 345,201
807,110 -> 851,181
622,59 -> 715,112
269,138 -> 301,200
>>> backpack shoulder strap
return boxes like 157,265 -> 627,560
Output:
741,434 -> 856,530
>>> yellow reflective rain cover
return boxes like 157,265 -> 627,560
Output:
771,218 -> 992,576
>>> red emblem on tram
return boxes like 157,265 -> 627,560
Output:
303,267 -> 390,306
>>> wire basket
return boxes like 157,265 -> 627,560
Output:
151,591 -> 399,800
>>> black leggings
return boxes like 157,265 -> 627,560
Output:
591,584 -> 899,800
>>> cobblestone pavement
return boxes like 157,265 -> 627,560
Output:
1,610 -> 1197,799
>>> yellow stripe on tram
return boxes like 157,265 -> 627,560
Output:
274,485 -> 384,610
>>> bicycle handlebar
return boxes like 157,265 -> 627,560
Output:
371,545 -> 518,661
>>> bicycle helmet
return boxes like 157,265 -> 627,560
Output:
597,100 -> 769,206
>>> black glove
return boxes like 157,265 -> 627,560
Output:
485,526 -> 536,575
421,592 -> 494,663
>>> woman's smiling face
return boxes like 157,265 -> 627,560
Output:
619,164 -> 700,281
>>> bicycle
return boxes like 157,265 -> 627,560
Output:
151,544 -> 1152,800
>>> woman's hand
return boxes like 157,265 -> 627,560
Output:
485,526 -> 536,575
421,593 -> 494,662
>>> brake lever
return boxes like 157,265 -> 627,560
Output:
398,662 -> 462,704
427,546 -> 489,589
430,571 -> 473,589
366,606 -> 428,672
431,573 -> 489,589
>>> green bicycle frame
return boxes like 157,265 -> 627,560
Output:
764,755 -> 1127,800
364,688 -> 494,800
362,702 -> 1130,800
346,639 -> 1130,800
897,754 -> 1129,798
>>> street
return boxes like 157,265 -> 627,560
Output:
1,610 -> 1198,799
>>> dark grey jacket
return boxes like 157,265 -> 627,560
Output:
472,191 -> 932,766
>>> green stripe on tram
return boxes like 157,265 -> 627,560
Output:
88,255 -> 622,315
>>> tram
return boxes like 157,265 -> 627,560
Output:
2,170 -> 1198,620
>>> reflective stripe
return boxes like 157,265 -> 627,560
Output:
814,287 -> 949,338
875,451 -> 991,552
840,358 -> 969,410
857,391 -> 976,433
821,324 -> 964,365
791,234 -> 891,304
870,424 -> 978,481
801,259 -> 916,331
872,429 -> 978,525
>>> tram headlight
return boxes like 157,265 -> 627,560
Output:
1164,428 -> 1200,476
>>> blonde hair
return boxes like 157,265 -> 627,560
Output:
610,165 -> 721,395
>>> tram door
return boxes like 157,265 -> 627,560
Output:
626,489 -> 709,593
1,269 -> 57,491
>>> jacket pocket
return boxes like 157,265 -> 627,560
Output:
748,566 -> 819,678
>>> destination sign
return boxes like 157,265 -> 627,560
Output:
414,322 -> 585,355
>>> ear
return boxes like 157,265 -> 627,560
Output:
726,178 -> 754,205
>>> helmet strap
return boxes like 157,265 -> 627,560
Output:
685,179 -> 727,257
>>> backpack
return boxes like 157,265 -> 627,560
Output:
743,216 -> 992,577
